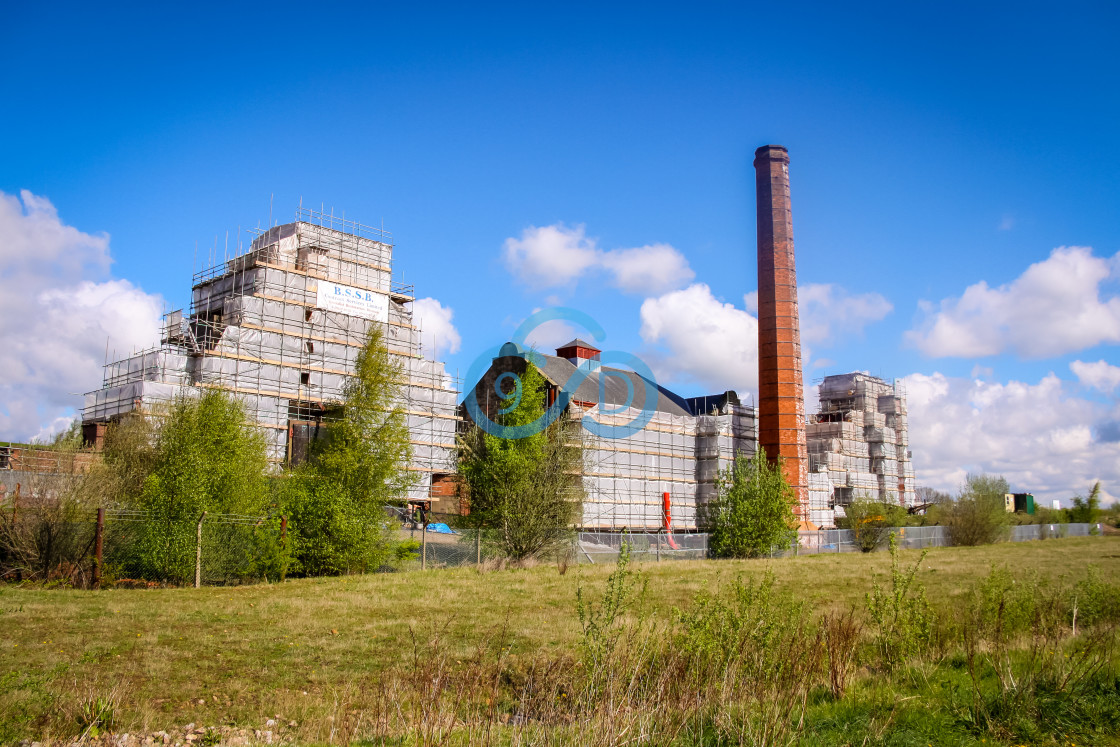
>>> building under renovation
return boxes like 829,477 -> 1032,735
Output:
82,207 -> 460,501
464,340 -> 757,530
459,144 -> 917,532
806,372 -> 917,526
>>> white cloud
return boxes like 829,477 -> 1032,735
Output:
411,297 -> 461,359
638,283 -> 759,396
1070,359 -> 1120,393
903,370 -> 1119,505
906,246 -> 1120,358
637,281 -> 895,402
522,319 -> 579,354
0,190 -> 164,441
503,224 -> 599,288
600,243 -> 695,294
743,291 -> 758,314
798,283 -> 893,345
503,223 -> 693,294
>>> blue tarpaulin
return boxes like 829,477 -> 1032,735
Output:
427,523 -> 457,535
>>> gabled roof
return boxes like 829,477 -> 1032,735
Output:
556,338 -> 601,353
506,350 -> 692,418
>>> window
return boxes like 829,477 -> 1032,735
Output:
300,372 -> 310,386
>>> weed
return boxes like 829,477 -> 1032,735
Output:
674,571 -> 825,746
77,691 -> 117,738
958,564 -> 1120,743
866,534 -> 932,669
2,536 -> 1119,745
822,607 -> 862,699
575,543 -> 646,671
198,726 -> 221,746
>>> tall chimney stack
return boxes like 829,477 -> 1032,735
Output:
754,144 -> 808,516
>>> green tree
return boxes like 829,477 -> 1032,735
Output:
126,390 -> 275,582
707,447 -> 798,558
285,324 -> 415,575
839,498 -> 911,552
1069,481 -> 1103,524
457,361 -> 584,563
44,420 -> 83,448
943,473 -> 1011,546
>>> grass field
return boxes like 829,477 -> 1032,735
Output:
2,536 -> 1119,745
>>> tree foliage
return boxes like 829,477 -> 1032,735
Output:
839,499 -> 912,552
284,323 -> 414,575
707,447 -> 798,558
95,390 -> 277,582
1069,481 -> 1102,524
457,361 -> 584,562
943,473 -> 1011,546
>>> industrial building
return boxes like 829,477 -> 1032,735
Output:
463,339 -> 757,530
81,206 -> 460,501
76,144 -> 918,529
806,372 -> 918,526
458,144 -> 917,531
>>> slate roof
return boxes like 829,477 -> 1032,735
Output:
556,338 -> 601,352
508,351 -> 693,418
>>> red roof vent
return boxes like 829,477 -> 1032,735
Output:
556,338 -> 601,362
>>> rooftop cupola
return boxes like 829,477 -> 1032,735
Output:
556,338 -> 601,368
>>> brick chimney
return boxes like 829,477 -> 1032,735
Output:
754,144 -> 808,515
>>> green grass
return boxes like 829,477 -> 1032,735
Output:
2,536 -> 1118,744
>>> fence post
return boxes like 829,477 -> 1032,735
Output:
475,526 -> 481,570
93,508 -> 105,590
421,520 -> 428,571
280,515 -> 287,548
195,511 -> 207,588
11,483 -> 19,525
656,530 -> 661,562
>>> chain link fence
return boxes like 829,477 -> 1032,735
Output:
0,505 -> 288,587
4,494 -> 1106,584
381,504 -> 1108,569
574,523 -> 1105,563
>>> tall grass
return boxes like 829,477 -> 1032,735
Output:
3,539 -> 1119,745
265,549 -> 1118,746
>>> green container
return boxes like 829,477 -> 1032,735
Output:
1013,493 -> 1035,515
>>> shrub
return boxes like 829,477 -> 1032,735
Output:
0,473 -> 92,584
944,473 -> 1011,546
823,607 -> 863,699
1069,481 -> 1103,524
674,571 -> 825,744
866,534 -> 932,669
707,447 -> 798,558
111,390 -> 275,583
576,543 -> 646,673
838,499 -> 910,552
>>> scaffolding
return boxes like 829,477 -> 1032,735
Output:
568,401 -> 756,531
83,206 -> 460,501
806,372 -> 916,527
465,347 -> 758,532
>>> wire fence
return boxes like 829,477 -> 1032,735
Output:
0,506 -> 288,588
383,507 -> 1108,570
575,523 -> 1106,563
2,496 -> 1107,585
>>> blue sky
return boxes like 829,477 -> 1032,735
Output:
2,2 -> 1118,502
